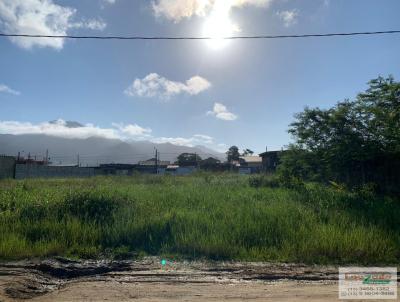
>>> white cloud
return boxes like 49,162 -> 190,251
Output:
152,133 -> 214,147
0,119 -> 224,149
0,84 -> 20,95
111,123 -> 152,139
152,0 -> 211,22
193,134 -> 213,144
185,76 -> 212,94
0,0 -> 107,50
70,18 -> 107,31
124,73 -> 211,99
276,9 -> 299,27
0,119 -> 152,140
152,0 -> 273,22
0,119 -> 119,139
207,102 -> 238,121
100,0 -> 116,9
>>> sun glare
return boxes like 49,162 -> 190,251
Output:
202,3 -> 237,50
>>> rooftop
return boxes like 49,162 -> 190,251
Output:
239,156 -> 262,163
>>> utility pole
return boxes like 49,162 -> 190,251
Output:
195,152 -> 200,170
77,154 -> 80,167
154,148 -> 158,174
45,149 -> 49,165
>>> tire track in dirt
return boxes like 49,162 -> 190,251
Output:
0,257 -> 340,300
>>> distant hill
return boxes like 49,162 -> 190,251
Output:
0,134 -> 225,166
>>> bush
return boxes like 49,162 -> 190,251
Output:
62,191 -> 120,223
248,175 -> 264,188
263,177 -> 281,188
278,175 -> 306,190
249,175 -> 281,189
352,183 -> 378,199
19,203 -> 48,220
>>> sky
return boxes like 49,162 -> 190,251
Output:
0,0 -> 400,154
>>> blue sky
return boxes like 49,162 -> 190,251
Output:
0,0 -> 399,153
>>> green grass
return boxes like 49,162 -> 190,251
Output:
0,174 -> 399,264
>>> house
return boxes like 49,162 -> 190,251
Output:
166,165 -> 179,173
238,156 -> 263,174
259,149 -> 286,173
138,158 -> 170,167
165,165 -> 197,176
135,158 -> 170,174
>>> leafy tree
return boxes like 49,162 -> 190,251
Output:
226,146 -> 240,162
201,157 -> 221,165
200,157 -> 221,171
356,76 -> 400,153
176,153 -> 202,166
242,149 -> 254,156
280,76 -> 400,192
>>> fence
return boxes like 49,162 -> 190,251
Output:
0,156 -> 16,179
15,164 -> 96,179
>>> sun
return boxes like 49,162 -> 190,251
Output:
202,3 -> 238,50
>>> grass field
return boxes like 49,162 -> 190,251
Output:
0,174 -> 399,264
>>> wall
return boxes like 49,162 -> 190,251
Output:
165,167 -> 197,176
15,164 -> 96,179
0,156 -> 16,179
238,167 -> 251,175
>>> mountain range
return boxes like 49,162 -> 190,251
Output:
0,134 -> 225,166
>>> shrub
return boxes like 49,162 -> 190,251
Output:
248,175 -> 264,188
249,175 -> 282,189
262,176 -> 280,188
62,191 -> 120,223
19,203 -> 48,220
278,175 -> 306,190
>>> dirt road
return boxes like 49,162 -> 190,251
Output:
0,257 -> 375,301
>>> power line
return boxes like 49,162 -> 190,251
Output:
0,30 -> 400,41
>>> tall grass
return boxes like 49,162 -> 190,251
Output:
0,174 -> 399,264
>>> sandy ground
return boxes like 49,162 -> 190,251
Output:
0,257 -> 391,301
26,280 -> 339,302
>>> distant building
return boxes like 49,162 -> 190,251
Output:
16,157 -> 47,165
165,165 -> 197,176
166,165 -> 179,173
98,164 -> 136,175
138,158 -> 170,167
132,158 -> 170,174
259,150 -> 286,173
239,156 -> 263,174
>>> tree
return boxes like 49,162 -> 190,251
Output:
201,157 -> 221,165
200,157 -> 221,171
242,149 -> 254,156
280,76 -> 400,192
226,146 -> 240,162
176,153 -> 202,166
